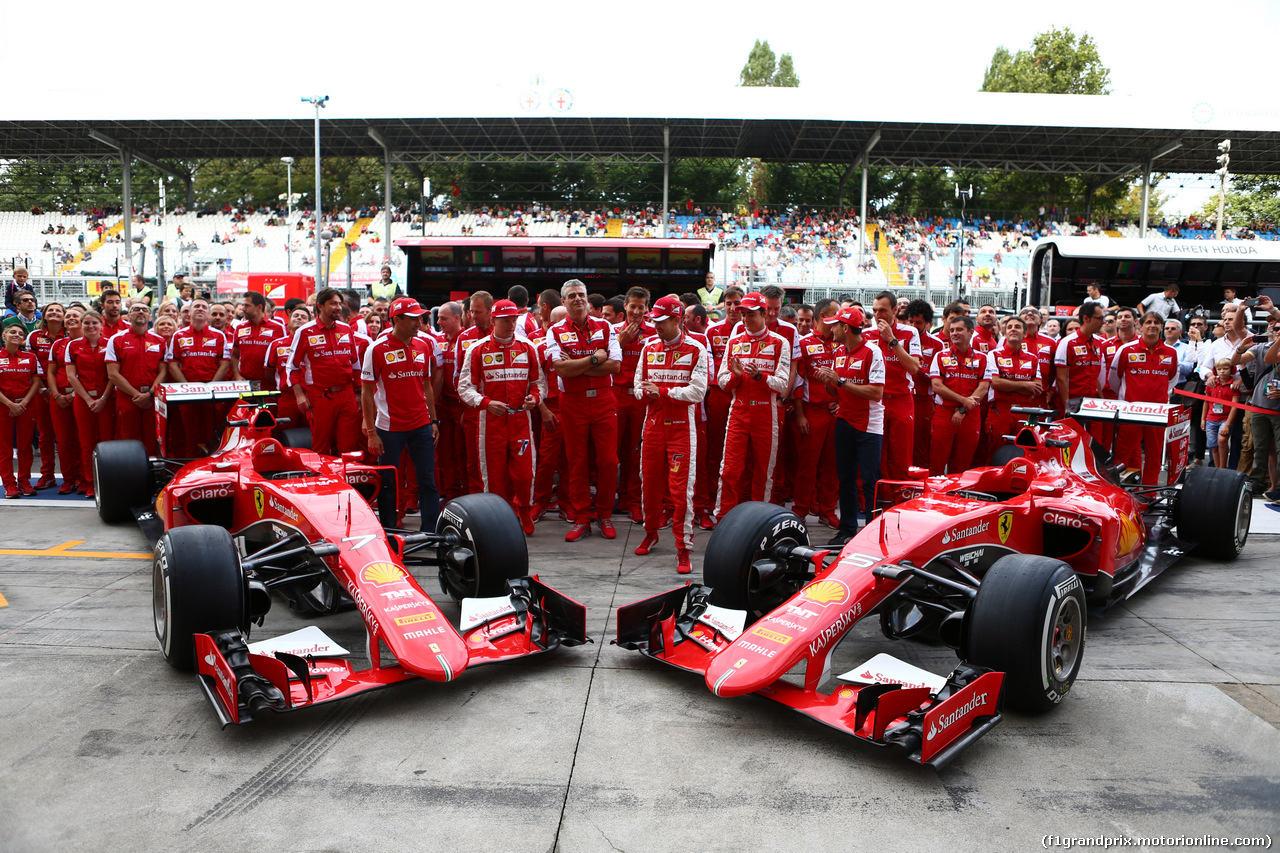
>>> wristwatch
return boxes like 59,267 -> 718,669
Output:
838,377 -> 847,387
589,354 -> 599,366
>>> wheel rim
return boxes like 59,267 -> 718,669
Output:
438,521 -> 475,599
152,555 -> 170,654
1049,595 -> 1083,680
92,452 -> 102,513
1235,485 -> 1251,551
746,536 -> 801,615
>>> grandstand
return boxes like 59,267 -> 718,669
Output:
3,203 -> 1277,307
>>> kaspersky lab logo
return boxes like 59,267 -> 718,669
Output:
940,520 -> 989,545
926,692 -> 990,740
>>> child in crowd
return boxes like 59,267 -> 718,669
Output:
1202,358 -> 1240,470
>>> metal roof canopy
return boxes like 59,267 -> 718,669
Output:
3,88 -> 1279,175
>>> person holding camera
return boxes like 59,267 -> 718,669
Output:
1201,304 -> 1254,470
1230,317 -> 1280,501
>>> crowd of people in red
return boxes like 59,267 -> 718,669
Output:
6,264 -> 1280,574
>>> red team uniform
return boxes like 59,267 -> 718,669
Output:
929,346 -> 988,475
26,327 -> 62,486
792,331 -> 841,521
913,329 -> 945,469
984,342 -> 1042,451
65,336 -> 115,492
862,322 -> 922,480
105,327 -> 166,454
612,318 -> 655,517
0,346 -> 41,493
286,319 -> 361,456
47,337 -> 83,489
714,326 -> 791,518
1110,337 -> 1179,484
165,325 -> 231,457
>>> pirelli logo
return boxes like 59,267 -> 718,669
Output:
750,626 -> 792,645
394,612 -> 438,626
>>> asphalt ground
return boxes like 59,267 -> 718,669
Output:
1,498 -> 1277,853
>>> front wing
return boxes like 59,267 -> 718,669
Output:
615,585 -> 1003,768
194,576 -> 588,726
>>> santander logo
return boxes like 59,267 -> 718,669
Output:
926,692 -> 989,740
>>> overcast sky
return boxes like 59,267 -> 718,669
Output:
18,0 -> 1278,215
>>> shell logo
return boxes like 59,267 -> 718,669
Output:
837,687 -> 855,700
801,579 -> 849,605
362,561 -> 406,585
1116,512 -> 1142,555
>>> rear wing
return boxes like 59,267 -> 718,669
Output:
1071,398 -> 1191,483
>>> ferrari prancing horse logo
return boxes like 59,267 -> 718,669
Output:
997,511 -> 1013,544
254,488 -> 265,518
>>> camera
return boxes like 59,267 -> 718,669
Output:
1244,298 -> 1260,308
1251,332 -> 1269,344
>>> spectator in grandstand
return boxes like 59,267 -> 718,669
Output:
1140,283 -> 1181,321
1081,284 -> 1112,311
5,268 -> 35,315
0,318 -> 42,498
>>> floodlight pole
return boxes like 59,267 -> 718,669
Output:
952,184 -> 973,302
303,96 -> 329,289
855,131 -> 880,283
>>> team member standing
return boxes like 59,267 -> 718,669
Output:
1110,312 -> 1180,485
98,290 -> 127,339
432,301 -> 467,502
46,307 -> 83,493
165,298 -> 232,457
105,301 -> 166,455
1054,303 -> 1106,439
286,288 -> 361,457
817,306 -> 885,547
791,298 -> 841,527
714,292 -> 791,519
26,303 -> 67,490
361,297 -> 441,530
0,319 -> 42,497
532,306 -> 569,520
546,279 -> 622,542
905,299 -> 944,470
457,299 -> 544,535
1020,306 -> 1058,408
929,316 -> 990,475
631,295 -> 708,574
984,315 -> 1042,454
703,286 -> 744,510
231,291 -> 285,389
612,287 -> 655,520
265,306 -> 312,435
454,291 -> 496,495
862,291 -> 921,480
65,311 -> 115,498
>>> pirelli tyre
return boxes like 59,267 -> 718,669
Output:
435,493 -> 528,601
704,501 -> 810,624
153,525 -> 246,670
963,554 -> 1086,713
1176,466 -> 1251,560
93,439 -> 151,524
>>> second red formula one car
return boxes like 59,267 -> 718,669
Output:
616,406 -> 1250,767
94,386 -> 588,726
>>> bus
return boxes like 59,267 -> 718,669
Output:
1029,236 -> 1280,319
393,236 -> 715,305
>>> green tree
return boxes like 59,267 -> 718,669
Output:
982,27 -> 1111,95
739,39 -> 799,88
1194,175 -> 1280,229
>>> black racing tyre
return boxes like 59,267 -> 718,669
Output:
279,427 -> 313,450
988,444 -> 1025,467
436,493 -> 528,601
703,501 -> 810,624
153,525 -> 246,670
1176,466 -> 1251,560
964,554 -> 1086,713
93,440 -> 151,524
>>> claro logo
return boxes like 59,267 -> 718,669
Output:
1044,511 -> 1090,529
926,692 -> 989,741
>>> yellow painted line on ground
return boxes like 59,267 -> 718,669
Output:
0,540 -> 151,560
0,591 -> 8,607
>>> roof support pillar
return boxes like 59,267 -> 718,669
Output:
368,127 -> 396,267
1139,140 -> 1183,237
121,149 -> 132,266
661,126 -> 670,238
856,130 -> 881,278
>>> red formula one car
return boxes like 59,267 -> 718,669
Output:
617,406 -> 1251,767
93,386 -> 587,726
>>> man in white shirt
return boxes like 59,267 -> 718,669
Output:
1140,283 -> 1181,320
1081,284 -> 1112,311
